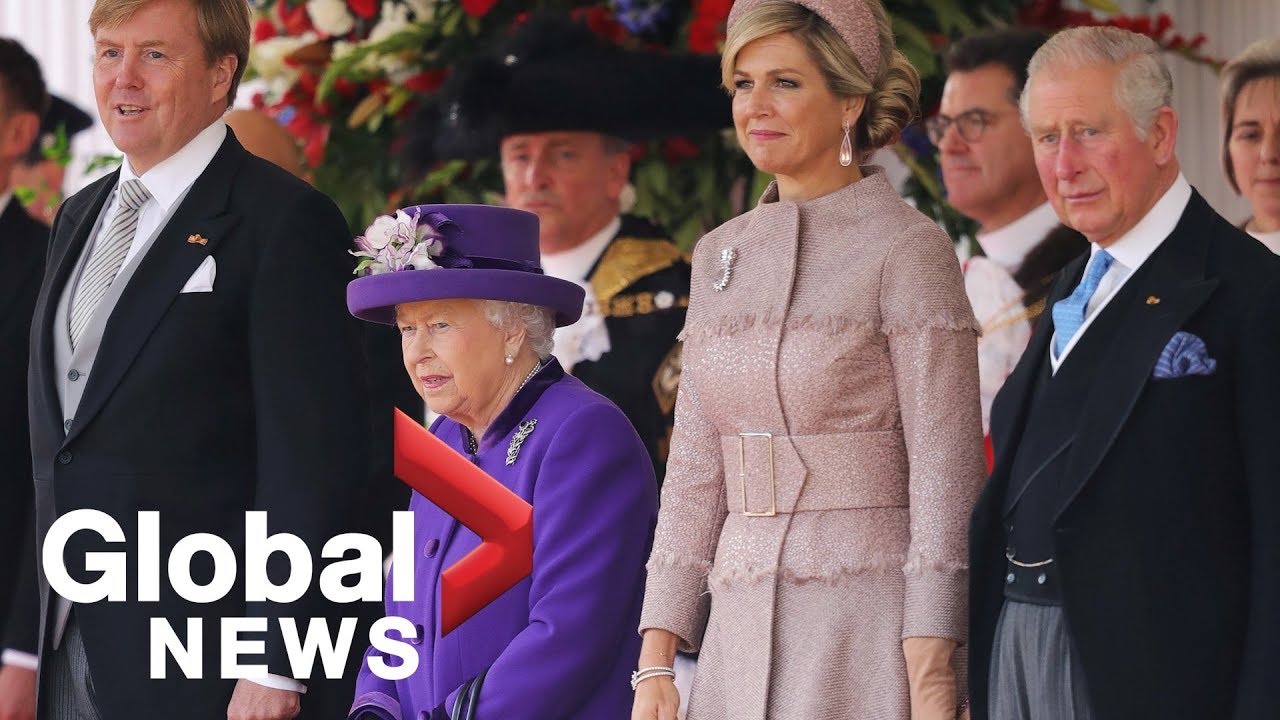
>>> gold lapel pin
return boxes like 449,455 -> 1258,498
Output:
1146,295 -> 1161,305
187,233 -> 208,245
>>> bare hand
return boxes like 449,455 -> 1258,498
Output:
0,665 -> 36,720
226,679 -> 300,720
631,674 -> 680,720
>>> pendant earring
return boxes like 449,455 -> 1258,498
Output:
839,118 -> 854,167
505,353 -> 513,366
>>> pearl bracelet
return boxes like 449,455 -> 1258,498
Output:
630,666 -> 675,691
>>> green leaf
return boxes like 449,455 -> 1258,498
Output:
923,0 -> 978,36
891,16 -> 937,76
84,153 -> 124,174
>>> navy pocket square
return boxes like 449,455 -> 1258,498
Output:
1153,331 -> 1216,379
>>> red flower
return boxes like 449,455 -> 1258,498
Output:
297,70 -> 320,99
1189,33 -> 1208,50
1153,13 -> 1173,40
662,137 -> 701,163
687,16 -> 721,53
253,18 -> 277,43
403,69 -> 448,94
570,6 -> 628,45
277,0 -> 314,36
333,77 -> 360,100
461,0 -> 498,19
696,0 -> 733,24
1129,15 -> 1151,36
1167,34 -> 1185,50
303,127 -> 329,168
347,0 -> 378,20
628,143 -> 649,163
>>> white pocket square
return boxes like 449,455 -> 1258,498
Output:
180,256 -> 216,293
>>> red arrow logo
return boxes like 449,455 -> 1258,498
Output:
393,409 -> 534,635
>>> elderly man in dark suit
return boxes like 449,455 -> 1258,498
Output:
968,26 -> 1280,720
0,36 -> 50,720
24,1 -> 370,719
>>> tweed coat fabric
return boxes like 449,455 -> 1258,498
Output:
639,167 -> 987,719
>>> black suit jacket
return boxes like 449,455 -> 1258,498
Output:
968,191 -> 1280,719
27,132 -> 371,719
0,198 -> 47,658
573,216 -> 690,481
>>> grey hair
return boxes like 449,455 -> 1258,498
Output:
1219,36 -> 1280,193
1020,26 -> 1173,140
482,300 -> 556,359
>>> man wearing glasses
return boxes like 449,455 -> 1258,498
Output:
929,29 -> 1086,463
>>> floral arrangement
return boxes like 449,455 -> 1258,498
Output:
246,0 -> 1023,247
247,0 -> 1224,249
351,208 -> 446,274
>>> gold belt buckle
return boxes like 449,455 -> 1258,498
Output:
738,432 -> 776,517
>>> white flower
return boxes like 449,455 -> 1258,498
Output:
249,33 -> 316,83
408,243 -> 439,271
369,1 -> 413,43
331,40 -> 358,61
306,0 -> 355,38
361,214 -> 400,250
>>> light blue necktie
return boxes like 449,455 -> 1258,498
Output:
1051,249 -> 1114,357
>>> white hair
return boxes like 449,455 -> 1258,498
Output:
1020,26 -> 1173,140
482,300 -> 556,359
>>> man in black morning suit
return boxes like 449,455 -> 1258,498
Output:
0,38 -> 50,720
25,1 -> 369,719
968,27 -> 1280,720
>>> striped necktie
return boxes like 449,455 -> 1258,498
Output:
1051,249 -> 1114,357
69,178 -> 151,349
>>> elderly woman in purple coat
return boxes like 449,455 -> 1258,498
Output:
344,204 -> 658,719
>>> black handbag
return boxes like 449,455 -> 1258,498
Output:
450,667 -> 488,720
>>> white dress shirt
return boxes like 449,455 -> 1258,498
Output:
49,118 -> 305,693
1050,174 -> 1192,373
0,191 -> 12,217
976,201 -> 1061,274
1247,228 -> 1280,255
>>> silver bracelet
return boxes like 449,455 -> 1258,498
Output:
630,666 -> 675,691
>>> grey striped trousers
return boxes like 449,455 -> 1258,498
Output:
989,600 -> 1096,720
41,614 -> 101,720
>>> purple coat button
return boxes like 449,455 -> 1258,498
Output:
423,538 -> 440,558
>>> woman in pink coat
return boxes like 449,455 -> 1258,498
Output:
631,1 -> 986,718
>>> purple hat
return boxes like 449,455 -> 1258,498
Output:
346,204 -> 585,327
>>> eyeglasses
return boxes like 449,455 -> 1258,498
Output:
925,109 -> 1000,145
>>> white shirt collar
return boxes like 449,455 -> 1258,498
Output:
120,119 -> 228,212
538,216 -> 621,282
975,202 -> 1060,273
0,191 -> 12,216
1248,228 -> 1280,255
1088,173 -> 1192,270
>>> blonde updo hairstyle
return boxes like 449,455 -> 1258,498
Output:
720,0 -> 920,155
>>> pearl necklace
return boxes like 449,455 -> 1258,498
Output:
516,358 -> 543,393
463,359 -> 544,455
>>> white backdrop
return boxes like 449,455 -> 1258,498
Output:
3,0 -> 1279,222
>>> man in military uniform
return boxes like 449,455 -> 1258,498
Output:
426,13 -> 730,481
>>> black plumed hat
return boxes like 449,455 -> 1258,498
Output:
420,12 -> 731,162
25,94 -> 93,164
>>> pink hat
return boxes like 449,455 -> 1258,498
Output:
727,0 -> 883,78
